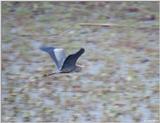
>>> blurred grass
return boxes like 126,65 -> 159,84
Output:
1,1 -> 159,122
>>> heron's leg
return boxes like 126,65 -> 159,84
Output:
43,72 -> 58,77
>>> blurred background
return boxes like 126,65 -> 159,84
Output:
1,1 -> 159,122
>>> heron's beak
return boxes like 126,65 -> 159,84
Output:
77,64 -> 86,68
74,64 -> 86,72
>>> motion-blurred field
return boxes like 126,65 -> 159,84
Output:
1,2 -> 159,122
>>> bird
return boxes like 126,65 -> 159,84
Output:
40,46 -> 85,75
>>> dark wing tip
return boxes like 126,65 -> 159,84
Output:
39,46 -> 55,52
80,48 -> 85,54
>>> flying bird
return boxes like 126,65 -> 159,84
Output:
40,46 -> 85,74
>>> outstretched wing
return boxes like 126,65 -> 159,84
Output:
61,48 -> 85,72
40,46 -> 60,70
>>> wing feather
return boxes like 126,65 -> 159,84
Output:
40,46 -> 60,70
61,48 -> 85,72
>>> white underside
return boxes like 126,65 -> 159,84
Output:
54,48 -> 66,70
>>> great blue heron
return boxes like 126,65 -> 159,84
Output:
40,46 -> 85,75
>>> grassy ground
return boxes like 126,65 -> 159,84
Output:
2,1 -> 159,122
